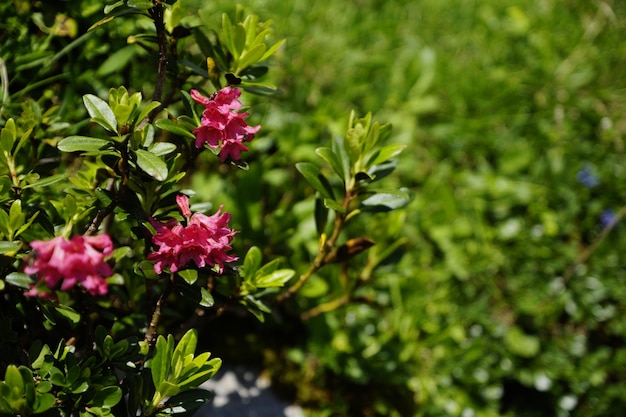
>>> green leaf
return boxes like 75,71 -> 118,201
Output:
242,246 -> 262,279
135,149 -> 168,181
15,210 -> 39,239
83,94 -> 118,134
255,269 -> 295,288
365,143 -> 406,167
55,305 -> 81,325
21,174 -> 65,189
154,118 -> 196,139
296,162 -> 335,200
33,393 -> 56,413
0,118 -> 16,154
127,0 -> 153,10
151,335 -> 173,387
5,272 -> 32,289
315,198 -> 329,235
221,14 -> 238,59
174,329 -> 198,361
8,199 -> 24,237
89,386 -> 122,408
136,101 -> 161,127
316,147 -> 345,181
261,38 -> 286,61
97,45 -> 135,76
177,269 -> 198,285
149,142 -> 177,156
237,43 -> 267,74
19,367 -> 35,405
156,380 -> 180,398
324,198 -> 346,214
4,365 -> 24,396
200,288 -> 214,308
57,136 -> 110,153
0,241 -> 20,255
361,191 -> 411,211
104,1 -> 124,14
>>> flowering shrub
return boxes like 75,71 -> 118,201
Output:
0,1 -> 409,416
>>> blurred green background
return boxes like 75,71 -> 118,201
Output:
2,0 -> 626,416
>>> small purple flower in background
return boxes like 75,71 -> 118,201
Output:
191,87 -> 261,162
25,235 -> 114,297
577,165 -> 600,188
600,209 -> 617,229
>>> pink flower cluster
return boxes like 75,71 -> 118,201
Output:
25,235 -> 114,297
191,87 -> 260,162
148,195 -> 238,274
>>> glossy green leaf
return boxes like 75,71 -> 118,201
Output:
83,94 -> 118,133
296,162 -> 334,200
55,305 -> 81,325
361,192 -> 411,211
151,335 -> 173,387
200,288 -> 214,308
178,269 -> 198,285
5,272 -> 32,289
255,269 -> 295,288
135,149 -> 168,181
57,136 -> 110,153
0,241 -> 20,255
242,246 -> 262,279
149,142 -> 177,156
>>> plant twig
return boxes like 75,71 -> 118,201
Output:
277,190 -> 354,302
150,1 -> 168,103
144,274 -> 174,346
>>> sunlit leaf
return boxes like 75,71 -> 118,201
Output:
83,94 -> 118,134
135,149 -> 168,181
58,136 -> 110,153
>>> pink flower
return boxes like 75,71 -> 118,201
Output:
148,195 -> 238,274
25,235 -> 114,297
191,87 -> 261,162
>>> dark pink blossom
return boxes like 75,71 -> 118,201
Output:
148,195 -> 238,274
25,235 -> 113,297
191,87 -> 260,162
